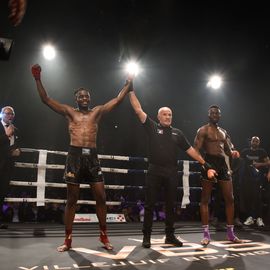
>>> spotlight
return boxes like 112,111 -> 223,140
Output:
125,61 -> 140,76
207,75 -> 223,90
42,44 -> 56,60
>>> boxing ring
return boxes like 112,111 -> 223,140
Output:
1,148 -> 270,270
6,147 -> 202,210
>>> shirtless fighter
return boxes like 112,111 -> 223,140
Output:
194,105 -> 242,245
31,64 -> 133,251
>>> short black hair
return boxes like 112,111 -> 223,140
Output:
74,87 -> 90,96
208,104 -> 220,110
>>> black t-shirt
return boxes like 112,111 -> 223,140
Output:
241,148 -> 268,165
240,147 -> 268,166
143,116 -> 191,167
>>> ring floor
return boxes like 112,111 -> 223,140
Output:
1,221 -> 270,270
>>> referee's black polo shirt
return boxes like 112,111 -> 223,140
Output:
143,116 -> 191,168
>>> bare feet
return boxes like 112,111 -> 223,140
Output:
57,239 -> 72,252
100,231 -> 113,250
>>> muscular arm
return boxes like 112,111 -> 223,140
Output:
128,91 -> 147,123
35,80 -> 72,115
193,127 -> 205,153
186,146 -> 206,165
224,132 -> 240,158
187,145 -> 217,179
31,64 -> 72,116
99,80 -> 133,115
224,132 -> 233,156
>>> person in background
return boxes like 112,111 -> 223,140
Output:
0,106 -> 21,229
240,136 -> 269,227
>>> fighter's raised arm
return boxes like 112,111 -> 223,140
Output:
128,90 -> 147,124
31,64 -> 73,117
97,77 -> 133,117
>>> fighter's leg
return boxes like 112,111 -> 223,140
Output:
200,180 -> 213,245
91,182 -> 113,250
91,182 -> 106,228
57,183 -> 80,252
220,180 -> 242,243
219,180 -> 234,225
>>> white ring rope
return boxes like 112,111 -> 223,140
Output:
20,148 -> 149,162
5,198 -> 120,205
6,148 -> 201,207
9,181 -> 141,190
15,162 -> 147,174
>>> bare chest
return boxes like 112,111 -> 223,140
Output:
207,127 -> 226,142
68,111 -> 98,131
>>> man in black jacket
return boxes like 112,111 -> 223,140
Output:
0,106 -> 21,228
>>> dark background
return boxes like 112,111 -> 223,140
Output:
1,0 -> 270,159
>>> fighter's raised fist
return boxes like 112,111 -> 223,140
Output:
31,64 -> 41,80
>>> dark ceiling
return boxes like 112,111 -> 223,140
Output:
1,0 -> 270,155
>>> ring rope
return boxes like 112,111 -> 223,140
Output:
8,148 -> 202,207
20,148 -> 148,162
9,180 -> 201,190
5,198 -> 121,205
15,162 -> 200,175
20,147 -> 199,164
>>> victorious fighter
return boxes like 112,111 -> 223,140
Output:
31,64 -> 132,251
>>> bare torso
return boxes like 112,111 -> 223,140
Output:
67,107 -> 101,148
195,123 -> 230,157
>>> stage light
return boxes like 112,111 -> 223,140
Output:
207,75 -> 223,90
42,44 -> 56,60
125,61 -> 140,76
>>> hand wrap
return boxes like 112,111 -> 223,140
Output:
125,79 -> 134,92
31,64 -> 41,80
202,162 -> 213,172
202,162 -> 217,182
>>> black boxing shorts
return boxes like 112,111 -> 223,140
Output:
64,146 -> 104,185
201,154 -> 232,181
